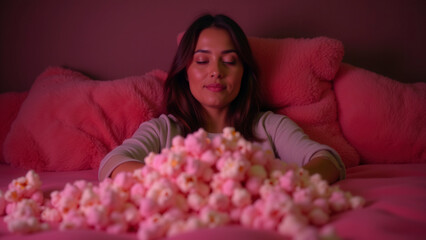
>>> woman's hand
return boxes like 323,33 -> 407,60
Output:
303,150 -> 340,184
111,161 -> 145,179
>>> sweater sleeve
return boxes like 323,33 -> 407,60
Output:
256,111 -> 346,179
98,114 -> 181,181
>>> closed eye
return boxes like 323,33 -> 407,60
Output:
223,60 -> 236,65
196,60 -> 209,64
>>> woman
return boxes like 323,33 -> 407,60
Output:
98,14 -> 345,183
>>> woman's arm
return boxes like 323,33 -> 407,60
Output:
303,150 -> 340,184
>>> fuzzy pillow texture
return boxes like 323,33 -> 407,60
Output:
334,63 -> 426,164
3,67 -> 167,171
0,92 -> 28,163
248,37 -> 360,167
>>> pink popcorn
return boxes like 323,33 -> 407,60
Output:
259,179 -> 278,199
176,172 -> 197,193
161,152 -> 186,177
84,204 -> 109,230
188,192 -> 206,211
122,203 -> 141,226
329,190 -> 349,212
319,225 -> 339,240
252,216 -> 279,230
139,197 -> 159,218
349,195 -> 366,209
263,192 -> 292,219
293,187 -> 314,212
208,192 -> 230,211
151,154 -> 168,171
185,157 -> 205,177
60,209 -> 87,230
245,176 -> 263,195
53,192 -> 79,214
63,182 -> 82,198
98,184 -> 128,212
231,188 -> 251,208
172,135 -> 185,149
251,147 -> 274,166
200,149 -> 218,166
80,186 -> 100,208
4,199 -> 47,233
222,127 -> 240,142
240,205 -> 259,227
313,198 -> 330,214
106,211 -> 130,234
293,226 -> 319,240
278,213 -> 309,237
138,214 -> 168,240
162,207 -> 185,223
221,179 -> 241,196
236,138 -> 253,157
5,215 -> 48,233
308,208 -> 329,226
229,207 -> 243,222
247,165 -> 268,180
174,193 -> 189,212
219,157 -> 249,181
113,171 -> 135,191
30,191 -> 44,205
201,167 -> 214,182
184,128 -> 210,156
2,128 -> 364,240
157,187 -> 175,210
199,207 -> 229,227
184,215 -> 204,231
167,220 -> 187,237
279,169 -> 299,193
143,152 -> 156,167
5,170 -> 42,203
41,207 -> 62,223
136,167 -> 161,188
130,182 -> 146,205
146,178 -> 176,210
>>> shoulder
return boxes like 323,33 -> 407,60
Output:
136,114 -> 181,136
255,111 -> 303,138
256,111 -> 293,129
142,114 -> 179,128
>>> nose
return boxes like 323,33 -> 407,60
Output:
210,61 -> 225,79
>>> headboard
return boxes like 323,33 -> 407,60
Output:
0,0 -> 424,93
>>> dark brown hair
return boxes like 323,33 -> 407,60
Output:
164,14 -> 263,141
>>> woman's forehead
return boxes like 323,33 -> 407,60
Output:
195,28 -> 236,52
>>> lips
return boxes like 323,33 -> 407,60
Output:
205,83 -> 226,92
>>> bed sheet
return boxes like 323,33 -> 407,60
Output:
1,163 -> 426,240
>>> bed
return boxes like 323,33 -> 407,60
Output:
1,35 -> 425,240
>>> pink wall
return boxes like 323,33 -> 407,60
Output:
0,0 -> 425,93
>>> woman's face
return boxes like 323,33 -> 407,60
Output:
186,27 -> 244,113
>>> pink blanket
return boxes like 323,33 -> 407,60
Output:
2,163 -> 425,240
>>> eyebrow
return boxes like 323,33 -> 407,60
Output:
194,49 -> 237,54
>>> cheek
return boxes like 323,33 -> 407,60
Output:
187,66 -> 206,84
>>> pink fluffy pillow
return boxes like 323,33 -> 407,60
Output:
248,37 -> 360,167
334,63 -> 426,164
249,37 -> 344,107
0,92 -> 28,163
3,67 -> 167,171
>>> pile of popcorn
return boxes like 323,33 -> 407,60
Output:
0,128 -> 365,240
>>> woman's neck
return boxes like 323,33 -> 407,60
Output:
202,108 -> 228,133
